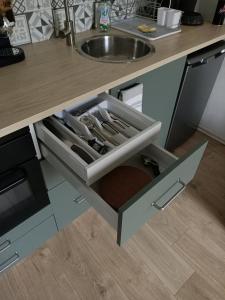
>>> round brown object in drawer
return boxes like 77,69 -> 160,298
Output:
99,166 -> 153,211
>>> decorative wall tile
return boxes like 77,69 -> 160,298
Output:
11,0 -> 138,45
40,0 -> 52,10
9,14 -> 31,45
84,2 -> 93,18
24,0 -> 39,12
83,0 -> 93,30
73,0 -> 83,5
40,9 -> 54,40
68,0 -> 76,6
74,4 -> 84,20
52,8 -> 64,30
85,16 -> 92,30
75,18 -> 85,32
111,0 -> 136,20
13,0 -> 25,15
27,11 -> 43,42
51,0 -> 78,9
51,0 -> 64,9
74,4 -> 85,32
52,7 -> 73,31
27,9 -> 53,43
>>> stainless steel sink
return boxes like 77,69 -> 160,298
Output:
78,35 -> 155,63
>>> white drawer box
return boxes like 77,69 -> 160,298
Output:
36,93 -> 161,185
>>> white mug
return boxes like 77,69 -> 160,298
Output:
166,9 -> 182,28
157,7 -> 169,26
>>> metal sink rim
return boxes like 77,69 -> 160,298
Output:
77,34 -> 155,63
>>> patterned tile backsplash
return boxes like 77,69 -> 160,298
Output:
10,0 -> 137,46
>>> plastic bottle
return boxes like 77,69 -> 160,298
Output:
98,1 -> 111,32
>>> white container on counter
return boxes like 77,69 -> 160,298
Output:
166,9 -> 182,28
157,7 -> 169,26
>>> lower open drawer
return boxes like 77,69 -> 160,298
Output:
40,139 -> 207,246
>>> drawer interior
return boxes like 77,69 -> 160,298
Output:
41,140 -> 206,245
91,144 -> 178,212
63,93 -> 153,131
41,142 -> 177,226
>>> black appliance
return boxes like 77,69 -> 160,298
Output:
0,8 -> 25,68
0,127 -> 50,236
166,41 -> 225,151
162,0 -> 197,11
181,12 -> 204,26
162,0 -> 203,25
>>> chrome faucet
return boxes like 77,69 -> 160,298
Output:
58,0 -> 76,48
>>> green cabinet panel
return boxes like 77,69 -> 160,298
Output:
41,159 -> 90,230
13,216 -> 57,257
117,141 -> 207,245
0,216 -> 57,274
0,205 -> 53,249
48,181 -> 90,230
110,57 -> 186,147
41,159 -> 65,191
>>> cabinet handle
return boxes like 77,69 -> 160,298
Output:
0,253 -> 20,273
0,240 -> 11,254
152,180 -> 186,211
73,196 -> 86,205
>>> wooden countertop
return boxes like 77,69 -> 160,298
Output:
1,23 -> 225,138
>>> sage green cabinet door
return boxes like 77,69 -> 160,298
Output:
110,57 -> 186,147
0,216 -> 57,274
41,159 -> 65,191
48,181 -> 90,230
14,216 -> 57,257
0,206 -> 53,251
117,141 -> 207,245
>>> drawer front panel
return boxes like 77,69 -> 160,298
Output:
0,206 -> 53,248
0,243 -> 17,267
14,216 -> 57,258
48,181 -> 90,229
0,216 -> 57,274
0,250 -> 19,274
117,141 -> 207,245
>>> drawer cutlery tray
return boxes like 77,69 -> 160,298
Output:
36,93 -> 161,185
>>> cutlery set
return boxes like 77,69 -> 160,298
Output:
46,103 -> 161,179
52,106 -> 141,163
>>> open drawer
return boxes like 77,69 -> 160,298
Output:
36,93 -> 161,185
40,140 -> 207,246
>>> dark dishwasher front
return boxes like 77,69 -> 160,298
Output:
166,41 -> 225,150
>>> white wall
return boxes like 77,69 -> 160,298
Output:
197,0 -> 218,21
197,0 -> 225,142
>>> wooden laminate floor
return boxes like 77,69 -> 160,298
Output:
1,131 -> 225,300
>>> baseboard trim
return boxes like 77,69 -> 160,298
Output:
198,127 -> 225,145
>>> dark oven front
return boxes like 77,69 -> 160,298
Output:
0,127 -> 50,236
